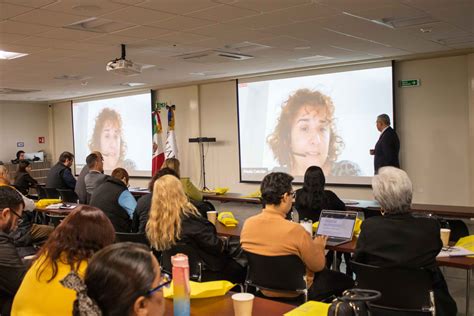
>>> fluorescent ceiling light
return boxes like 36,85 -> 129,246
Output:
120,82 -> 146,87
0,50 -> 28,60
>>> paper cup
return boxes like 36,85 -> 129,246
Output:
440,228 -> 451,247
300,221 -> 313,236
232,293 -> 254,316
207,211 -> 217,225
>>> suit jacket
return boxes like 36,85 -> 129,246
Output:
374,126 -> 400,173
354,213 -> 457,316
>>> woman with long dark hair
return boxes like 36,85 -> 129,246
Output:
62,242 -> 166,316
11,206 -> 115,315
14,160 -> 38,195
295,166 -> 345,222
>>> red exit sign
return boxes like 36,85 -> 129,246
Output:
38,137 -> 45,144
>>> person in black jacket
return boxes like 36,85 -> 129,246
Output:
354,167 -> 457,316
371,114 -> 400,174
0,186 -> 26,316
295,166 -> 345,222
146,175 -> 245,284
46,151 -> 76,190
14,160 -> 38,196
132,168 -> 179,233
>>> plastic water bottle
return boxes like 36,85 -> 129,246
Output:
171,253 -> 190,316
291,208 -> 299,223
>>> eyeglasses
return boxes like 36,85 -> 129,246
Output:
146,273 -> 172,296
9,208 -> 23,225
289,191 -> 296,198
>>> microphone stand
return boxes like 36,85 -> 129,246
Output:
199,141 -> 210,191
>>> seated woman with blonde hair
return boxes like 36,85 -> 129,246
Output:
11,206 -> 115,316
146,175 -> 245,283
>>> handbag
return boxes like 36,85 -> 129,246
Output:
328,289 -> 381,316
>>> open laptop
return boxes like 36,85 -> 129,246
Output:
316,210 -> 358,246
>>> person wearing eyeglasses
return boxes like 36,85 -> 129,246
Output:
11,206 -> 115,316
0,186 -> 26,316
62,242 -> 166,316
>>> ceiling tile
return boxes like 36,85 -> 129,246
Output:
0,32 -> 29,44
425,2 -> 474,33
0,20 -> 54,35
112,25 -> 172,38
225,10 -> 295,29
343,3 -> 426,21
1,0 -> 57,8
189,24 -> 272,42
137,0 -> 220,15
0,43 -> 49,54
38,28 -> 103,41
400,22 -> 471,43
231,0 -> 311,13
99,6 -> 175,25
154,31 -> 212,44
254,36 -> 311,50
83,34 -> 145,45
42,0 -> 127,17
316,0 -> 398,11
148,15 -> 215,31
187,4 -> 259,22
11,9 -> 87,27
0,3 -> 34,20
109,0 -> 147,4
278,3 -> 341,22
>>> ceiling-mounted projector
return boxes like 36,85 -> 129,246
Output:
106,44 -> 142,76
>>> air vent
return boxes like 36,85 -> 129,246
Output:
0,88 -> 41,94
222,41 -> 271,53
64,17 -> 126,33
176,50 -> 254,63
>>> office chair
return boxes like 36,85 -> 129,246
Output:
44,187 -> 60,199
36,184 -> 48,200
244,251 -> 308,304
351,261 -> 435,316
57,189 -> 78,203
161,242 -> 206,282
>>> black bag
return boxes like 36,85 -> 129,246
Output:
328,289 -> 381,316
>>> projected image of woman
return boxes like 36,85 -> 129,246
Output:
89,108 -> 135,171
267,89 -> 360,177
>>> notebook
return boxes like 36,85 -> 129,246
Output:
316,210 -> 358,246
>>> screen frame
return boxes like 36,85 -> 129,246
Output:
236,61 -> 396,186
71,89 -> 154,178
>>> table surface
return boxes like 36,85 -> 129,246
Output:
35,202 -> 79,215
164,293 -> 294,316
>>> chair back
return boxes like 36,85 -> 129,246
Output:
57,189 -> 78,203
352,261 -> 435,314
36,184 -> 48,199
115,232 -> 150,245
244,251 -> 307,296
44,187 -> 60,199
161,242 -> 205,281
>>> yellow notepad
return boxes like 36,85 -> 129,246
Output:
284,301 -> 330,316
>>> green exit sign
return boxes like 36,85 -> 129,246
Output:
399,79 -> 420,87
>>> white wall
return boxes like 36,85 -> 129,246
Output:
0,101 -> 51,163
44,53 -> 474,205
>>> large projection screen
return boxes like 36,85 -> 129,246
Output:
238,62 -> 394,185
73,91 -> 152,177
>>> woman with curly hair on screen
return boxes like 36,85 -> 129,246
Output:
267,88 -> 360,177
88,108 -> 135,171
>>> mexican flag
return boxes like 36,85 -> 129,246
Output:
165,104 -> 178,159
152,103 -> 165,175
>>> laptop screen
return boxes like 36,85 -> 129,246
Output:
316,211 -> 357,239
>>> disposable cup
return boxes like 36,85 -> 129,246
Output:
232,293 -> 254,316
207,211 -> 218,225
440,228 -> 451,247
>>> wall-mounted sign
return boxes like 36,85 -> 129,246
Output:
399,79 -> 420,87
38,137 -> 45,144
17,142 -> 24,148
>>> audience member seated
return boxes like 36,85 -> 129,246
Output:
353,167 -> 457,316
241,172 -> 354,301
133,168 -> 179,233
147,175 -> 245,283
0,186 -> 26,316
90,168 -> 136,233
294,166 -> 348,272
295,166 -> 345,222
75,151 -> 102,204
11,206 -> 115,316
62,242 -> 166,316
14,160 -> 38,196
0,167 -> 52,246
162,158 -> 203,202
11,151 -> 25,165
84,153 -> 108,199
46,151 -> 76,190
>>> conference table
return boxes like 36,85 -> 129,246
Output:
164,293 -> 294,316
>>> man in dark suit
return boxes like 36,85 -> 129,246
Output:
370,114 -> 400,173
